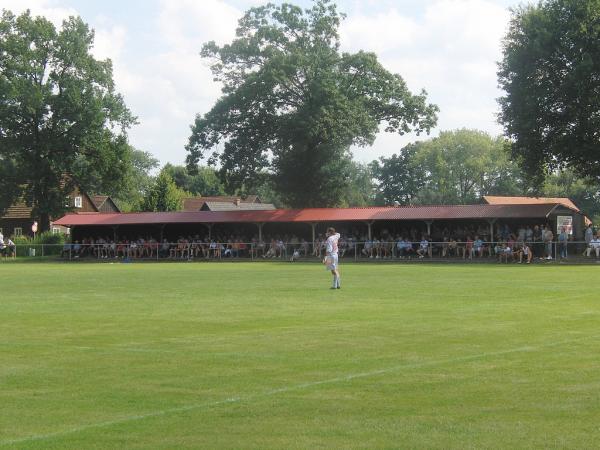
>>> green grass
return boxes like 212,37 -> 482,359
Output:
1,262 -> 599,449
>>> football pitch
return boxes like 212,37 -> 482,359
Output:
1,262 -> 599,449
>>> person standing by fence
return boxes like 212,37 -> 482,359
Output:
558,227 -> 569,259
583,223 -> 594,256
543,226 -> 554,260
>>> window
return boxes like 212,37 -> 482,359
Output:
74,196 -> 83,208
14,227 -> 22,236
52,227 -> 61,234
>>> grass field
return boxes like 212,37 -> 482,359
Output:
1,262 -> 599,449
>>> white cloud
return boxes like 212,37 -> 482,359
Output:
341,0 -> 511,162
157,0 -> 241,50
1,0 -> 515,168
92,22 -> 127,61
113,0 -> 247,163
0,0 -> 76,25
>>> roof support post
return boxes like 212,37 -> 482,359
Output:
364,221 -> 374,241
256,222 -> 264,242
159,224 -> 165,242
424,220 -> 433,237
111,225 -> 118,242
486,219 -> 497,242
487,219 -> 497,256
206,223 -> 213,240
308,222 -> 317,245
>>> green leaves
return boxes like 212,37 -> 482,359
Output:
140,169 -> 186,212
187,0 -> 437,208
372,130 -> 524,205
498,0 -> 600,186
0,9 -> 135,229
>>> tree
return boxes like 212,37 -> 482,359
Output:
498,0 -> 600,186
413,130 -> 524,204
371,143 -> 424,205
186,0 -> 438,208
113,148 -> 159,212
341,161 -> 375,207
140,169 -> 187,212
542,168 -> 600,221
371,130 -> 525,205
162,164 -> 225,197
0,10 -> 135,230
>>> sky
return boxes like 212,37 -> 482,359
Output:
0,0 -> 529,166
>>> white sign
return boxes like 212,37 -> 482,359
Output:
556,216 -> 573,235
31,221 -> 38,233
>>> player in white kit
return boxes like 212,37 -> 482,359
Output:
323,227 -> 341,289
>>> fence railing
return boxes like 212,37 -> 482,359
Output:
2,240 -> 599,263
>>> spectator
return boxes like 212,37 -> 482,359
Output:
5,238 -> 16,258
61,242 -> 72,258
558,227 -> 569,259
464,236 -> 474,259
518,242 -> 533,264
583,223 -> 594,256
586,234 -> 600,258
417,236 -> 429,258
473,236 -> 484,258
499,242 -> 512,263
543,226 -> 554,260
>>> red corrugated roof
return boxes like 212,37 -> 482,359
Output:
483,196 -> 580,211
53,203 -> 572,227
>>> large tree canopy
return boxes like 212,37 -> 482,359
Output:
140,169 -> 187,213
162,163 -> 225,197
0,10 -> 135,229
187,0 -> 438,208
113,148 -> 159,212
372,130 -> 525,205
498,0 -> 600,186
370,143 -> 424,205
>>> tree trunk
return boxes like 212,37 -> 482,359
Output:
39,212 -> 51,233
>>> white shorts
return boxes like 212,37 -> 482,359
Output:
325,254 -> 338,270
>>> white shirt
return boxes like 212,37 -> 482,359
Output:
326,233 -> 340,256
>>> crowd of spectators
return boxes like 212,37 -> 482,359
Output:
0,231 -> 16,258
52,221 -> 599,263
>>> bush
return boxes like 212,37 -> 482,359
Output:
12,232 -> 66,257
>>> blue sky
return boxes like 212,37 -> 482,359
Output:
1,0 -> 529,166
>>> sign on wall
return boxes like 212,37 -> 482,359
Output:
556,215 -> 573,235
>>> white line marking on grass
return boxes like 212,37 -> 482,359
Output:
1,333 -> 597,446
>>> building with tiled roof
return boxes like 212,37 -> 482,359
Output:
90,196 -> 121,213
182,195 -> 264,212
0,189 -> 120,237
200,201 -> 276,212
